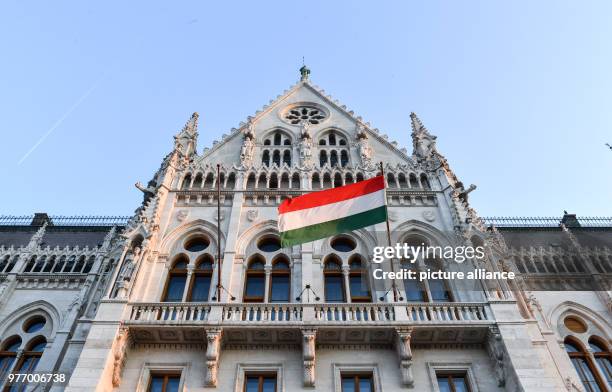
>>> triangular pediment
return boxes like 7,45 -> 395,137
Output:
196,77 -> 414,169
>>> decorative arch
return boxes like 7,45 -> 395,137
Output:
235,220 -> 280,257
393,220 -> 455,247
159,219 -> 223,257
549,301 -> 612,341
260,127 -> 294,145
0,301 -> 60,338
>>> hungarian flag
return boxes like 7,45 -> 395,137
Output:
278,176 -> 387,247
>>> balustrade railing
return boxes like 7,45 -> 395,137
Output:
406,303 -> 489,322
314,304 -> 395,322
129,303 -> 211,322
126,302 -> 492,325
222,304 -> 302,322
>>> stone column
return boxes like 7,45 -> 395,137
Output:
264,265 -> 272,302
342,265 -> 351,303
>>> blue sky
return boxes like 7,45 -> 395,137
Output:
1,1 -> 610,217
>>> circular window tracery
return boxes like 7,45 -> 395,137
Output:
257,236 -> 281,252
281,104 -> 328,125
564,316 -> 588,333
23,316 -> 46,334
184,236 -> 210,252
331,236 -> 356,252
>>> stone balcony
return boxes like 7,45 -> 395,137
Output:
125,302 -> 494,346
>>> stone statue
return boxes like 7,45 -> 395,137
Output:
298,122 -> 313,167
410,112 -> 438,160
240,136 -> 254,167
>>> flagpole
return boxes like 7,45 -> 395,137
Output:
216,164 -> 222,303
379,161 -> 399,302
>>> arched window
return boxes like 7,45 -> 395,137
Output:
83,256 -> 95,273
274,133 -> 281,145
402,261 -> 426,301
333,173 -> 343,188
420,174 -> 431,190
340,150 -> 348,167
43,256 -> 55,273
324,256 -> 345,302
192,173 -> 203,188
188,255 -> 213,302
14,337 -> 46,375
291,173 -> 300,189
339,138 -> 347,146
181,174 -> 192,189
23,256 -> 36,273
387,174 -> 396,188
257,173 -> 267,189
329,133 -> 337,146
244,257 -> 265,303
225,172 -> 236,189
264,139 -> 271,146
428,270 -> 452,302
409,174 -> 419,188
0,337 -> 21,382
356,172 -> 365,182
319,150 -> 328,167
283,139 -> 291,146
282,150 -> 291,166
269,173 -> 278,189
323,173 -> 332,188
589,337 -> 612,388
63,255 -> 76,273
330,150 -> 338,167
565,337 -> 606,391
162,255 -> 188,302
53,256 -> 66,273
73,256 -> 85,272
280,173 -> 290,189
345,173 -> 354,184
262,151 -> 270,167
319,139 -> 326,146
349,257 -> 371,302
312,173 -> 321,189
246,173 -> 256,189
398,173 -> 408,188
272,150 -> 281,166
270,257 -> 291,303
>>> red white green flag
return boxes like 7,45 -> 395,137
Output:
278,176 -> 387,247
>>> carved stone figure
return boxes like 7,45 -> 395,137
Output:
205,328 -> 222,387
112,328 -> 129,387
298,123 -> 313,167
302,329 -> 317,387
396,328 -> 414,387
240,136 -> 255,167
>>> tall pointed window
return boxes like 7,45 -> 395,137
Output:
320,151 -> 328,167
0,337 -> 21,382
13,337 -> 46,375
262,151 -> 270,167
282,150 -> 291,166
348,257 -> 371,302
340,150 -> 349,167
330,150 -> 339,167
590,337 -> 612,388
188,255 -> 213,302
324,257 -> 345,303
402,261 -> 426,301
270,257 -> 290,303
565,337 -> 605,392
162,256 -> 188,302
244,257 -> 266,303
272,150 -> 281,166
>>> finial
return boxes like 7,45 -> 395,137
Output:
300,63 -> 310,81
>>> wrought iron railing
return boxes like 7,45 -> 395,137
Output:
0,215 -> 130,227
482,216 -> 612,228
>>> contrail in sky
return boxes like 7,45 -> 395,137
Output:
17,81 -> 100,165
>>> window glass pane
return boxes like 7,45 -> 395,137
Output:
341,377 -> 355,392
245,376 -> 259,392
262,377 -> 276,392
0,357 -> 16,380
245,276 -> 265,298
403,278 -> 426,301
164,275 -> 187,301
271,275 -> 290,302
429,280 -> 451,301
437,376 -> 451,392
166,376 -> 180,392
454,376 -> 468,392
350,276 -> 369,299
325,276 -> 344,302
596,358 -> 612,385
191,276 -> 211,301
148,376 -> 164,392
359,377 -> 373,392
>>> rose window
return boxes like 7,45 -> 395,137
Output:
283,106 -> 327,125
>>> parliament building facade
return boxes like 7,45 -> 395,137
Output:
0,68 -> 610,391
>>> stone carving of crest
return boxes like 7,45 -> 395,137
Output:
247,210 -> 258,222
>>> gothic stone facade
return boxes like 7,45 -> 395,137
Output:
0,71 -> 610,391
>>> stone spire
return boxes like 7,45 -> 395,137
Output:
173,112 -> 199,158
300,64 -> 311,81
410,112 -> 438,160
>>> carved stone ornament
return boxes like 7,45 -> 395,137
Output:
422,210 -> 436,222
387,210 -> 398,222
302,329 -> 317,387
176,210 -> 189,222
247,209 -> 259,222
112,327 -> 130,388
205,328 -> 222,387
240,136 -> 255,167
213,211 -> 225,222
486,326 -> 506,387
396,328 -> 414,387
